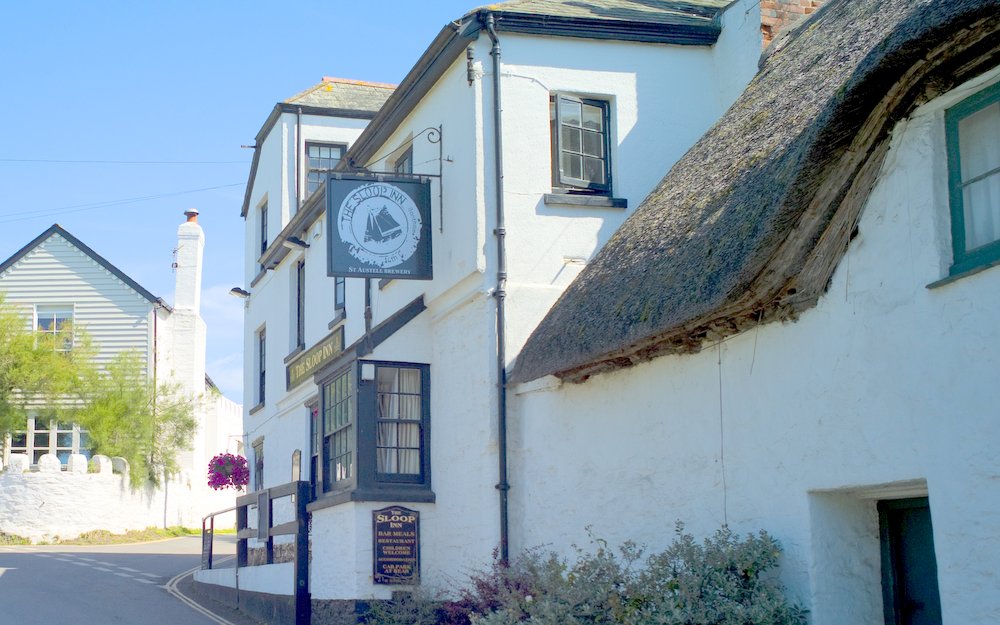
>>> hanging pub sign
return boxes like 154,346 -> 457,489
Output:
327,174 -> 432,280
372,506 -> 420,585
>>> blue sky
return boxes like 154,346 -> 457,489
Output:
0,1 -> 476,402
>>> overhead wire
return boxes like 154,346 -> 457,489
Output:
0,158 -> 248,164
0,183 -> 244,224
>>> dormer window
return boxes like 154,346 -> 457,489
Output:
306,142 -> 346,196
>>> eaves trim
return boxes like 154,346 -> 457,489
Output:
0,224 -> 160,305
492,13 -> 722,46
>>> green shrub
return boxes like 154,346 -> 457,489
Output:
0,532 -> 30,545
366,524 -> 806,625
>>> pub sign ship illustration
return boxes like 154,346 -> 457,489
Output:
327,175 -> 433,280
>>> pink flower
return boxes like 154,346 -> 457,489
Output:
207,453 -> 249,490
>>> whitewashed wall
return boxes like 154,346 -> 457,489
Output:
510,69 -> 1000,625
0,456 -> 169,542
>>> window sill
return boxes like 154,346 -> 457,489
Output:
283,345 -> 306,365
307,486 -> 436,512
927,258 -> 1000,289
249,268 -> 269,288
543,193 -> 627,209
327,310 -> 346,330
248,402 -> 265,415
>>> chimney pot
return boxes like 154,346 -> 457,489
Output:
184,208 -> 200,223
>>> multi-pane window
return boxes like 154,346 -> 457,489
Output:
258,201 -> 268,271
36,305 -> 73,350
3,417 -> 90,465
946,80 -> 1000,275
306,143 -> 345,196
316,361 -> 431,500
322,368 -> 354,491
375,366 -> 424,480
309,404 -> 321,497
295,260 -> 306,349
252,439 -> 264,491
334,277 -> 346,313
256,327 -> 266,406
393,147 -> 413,175
551,94 -> 611,194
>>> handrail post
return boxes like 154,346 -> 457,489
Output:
294,481 -> 311,625
237,502 -> 248,568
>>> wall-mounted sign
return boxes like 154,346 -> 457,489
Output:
327,174 -> 432,280
372,506 -> 420,585
286,327 -> 344,390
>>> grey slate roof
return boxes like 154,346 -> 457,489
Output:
510,0 -> 1000,384
485,0 -> 731,27
284,77 -> 395,114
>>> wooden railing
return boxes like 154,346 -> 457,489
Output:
202,480 -> 311,625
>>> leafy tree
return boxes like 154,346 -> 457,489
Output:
0,295 -> 197,486
0,295 -> 95,436
75,351 -> 197,485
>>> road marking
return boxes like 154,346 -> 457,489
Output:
119,566 -> 140,572
94,567 -> 113,572
114,572 -> 132,578
140,572 -> 159,578
70,561 -> 88,566
136,578 -> 157,584
165,565 -> 239,625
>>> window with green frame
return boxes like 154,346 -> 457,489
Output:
945,80 -> 1000,275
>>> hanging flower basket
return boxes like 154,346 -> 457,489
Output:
207,453 -> 250,491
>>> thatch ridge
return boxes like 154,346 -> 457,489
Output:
510,0 -> 1000,384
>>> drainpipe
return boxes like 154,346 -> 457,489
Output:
482,11 -> 510,564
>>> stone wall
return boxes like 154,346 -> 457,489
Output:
0,453 -> 171,542
760,0 -> 826,47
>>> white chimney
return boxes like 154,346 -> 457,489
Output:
168,208 -> 208,400
174,208 -> 204,312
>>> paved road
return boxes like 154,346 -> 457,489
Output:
0,535 -> 250,625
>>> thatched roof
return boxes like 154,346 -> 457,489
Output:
510,0 -> 1000,384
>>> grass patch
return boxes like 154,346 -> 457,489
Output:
54,526 -> 199,545
0,532 -> 30,545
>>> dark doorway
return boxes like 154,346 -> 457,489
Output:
879,497 -> 943,625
